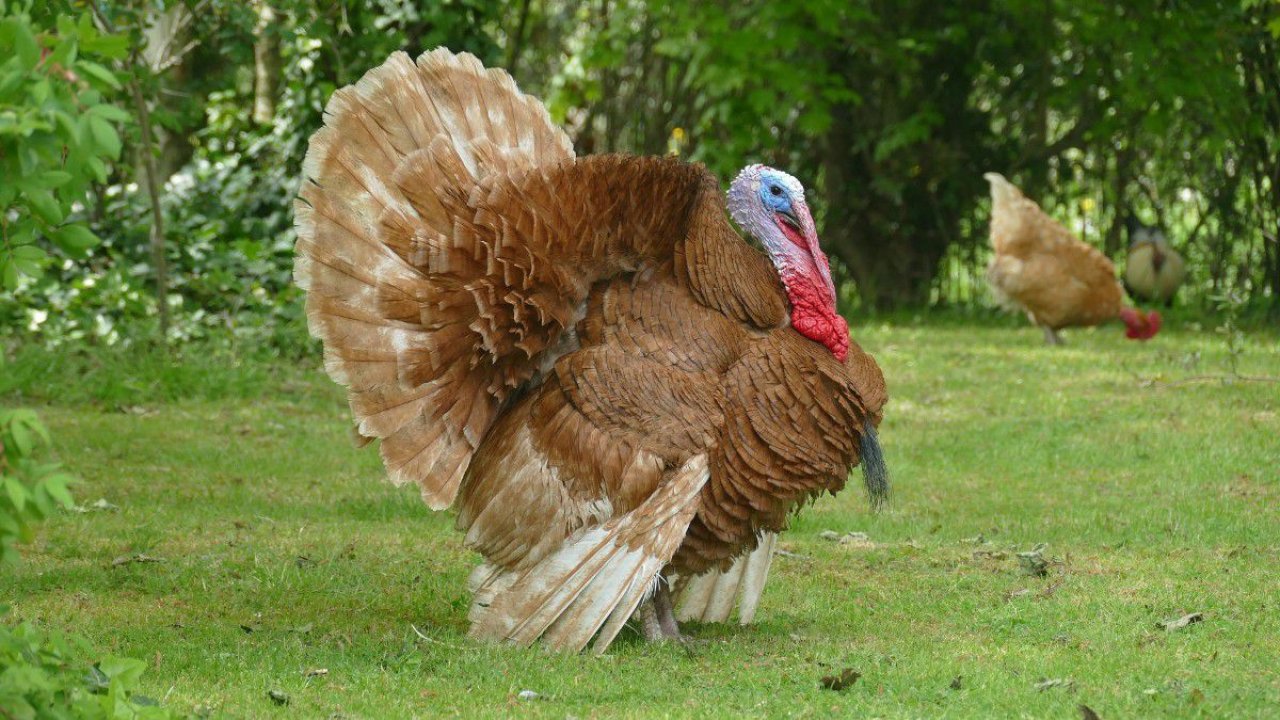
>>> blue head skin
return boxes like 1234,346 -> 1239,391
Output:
757,171 -> 804,231
727,164 -> 825,283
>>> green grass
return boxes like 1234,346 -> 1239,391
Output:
4,317 -> 1279,718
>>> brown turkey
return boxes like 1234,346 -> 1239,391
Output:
294,49 -> 889,654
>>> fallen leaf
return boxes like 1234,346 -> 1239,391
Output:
1079,704 -> 1101,720
517,690 -> 539,701
268,689 -> 289,706
1018,544 -> 1049,577
818,530 -> 873,547
304,668 -> 328,678
820,668 -> 862,691
1189,688 -> 1205,705
1035,678 -> 1073,692
1037,579 -> 1064,599
949,675 -> 963,690
111,554 -> 163,567
774,549 -> 811,561
73,498 -> 120,513
1159,612 -> 1203,631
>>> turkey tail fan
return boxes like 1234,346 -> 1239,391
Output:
860,424 -> 889,510
293,49 -> 572,509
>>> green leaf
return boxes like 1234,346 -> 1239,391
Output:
4,477 -> 28,513
28,170 -> 72,189
1,258 -> 18,290
99,656 -> 147,687
51,224 -> 99,258
88,103 -> 131,124
0,69 -> 23,99
85,156 -> 107,183
51,109 -> 79,143
75,60 -> 122,91
8,419 -> 33,457
12,19 -> 39,71
88,116 -> 121,159
29,77 -> 48,104
81,33 -> 130,59
10,244 -> 47,278
43,475 -> 75,509
25,188 -> 64,225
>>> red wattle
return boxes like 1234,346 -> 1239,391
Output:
783,270 -> 849,361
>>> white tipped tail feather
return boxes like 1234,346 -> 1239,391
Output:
467,455 -> 709,654
293,49 -> 572,510
672,532 -> 777,624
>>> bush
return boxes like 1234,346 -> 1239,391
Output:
0,1 -> 127,289
0,407 -> 74,565
0,615 -> 178,719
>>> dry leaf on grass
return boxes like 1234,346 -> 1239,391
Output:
820,669 -> 861,691
1159,612 -> 1203,631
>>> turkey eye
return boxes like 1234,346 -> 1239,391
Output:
770,186 -> 782,196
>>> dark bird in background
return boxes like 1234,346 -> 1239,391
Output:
1124,218 -> 1186,307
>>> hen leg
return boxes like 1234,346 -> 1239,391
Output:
1042,326 -> 1064,346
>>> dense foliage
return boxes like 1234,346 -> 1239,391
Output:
0,2 -> 124,290
0,616 -> 177,719
0,406 -> 73,565
1,0 -> 1277,354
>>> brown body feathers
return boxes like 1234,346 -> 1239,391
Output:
295,49 -> 887,652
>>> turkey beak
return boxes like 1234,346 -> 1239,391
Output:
778,208 -> 803,232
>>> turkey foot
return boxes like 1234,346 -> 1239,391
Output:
636,582 -> 683,643
1042,326 -> 1064,346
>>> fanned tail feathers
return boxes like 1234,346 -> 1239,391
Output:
293,49 -> 572,508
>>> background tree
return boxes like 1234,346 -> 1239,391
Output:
2,0 -> 1276,355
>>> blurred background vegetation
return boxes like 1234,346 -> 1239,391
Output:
2,0 -> 1279,359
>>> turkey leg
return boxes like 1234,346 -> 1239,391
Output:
652,581 -> 682,640
636,581 -> 683,642
1042,326 -> 1064,346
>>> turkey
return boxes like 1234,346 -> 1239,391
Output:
984,173 -> 1162,345
1123,219 -> 1186,306
294,49 -> 888,654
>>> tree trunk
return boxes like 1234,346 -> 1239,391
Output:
1105,138 -> 1131,258
252,1 -> 280,125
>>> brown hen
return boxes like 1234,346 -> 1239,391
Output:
984,173 -> 1159,344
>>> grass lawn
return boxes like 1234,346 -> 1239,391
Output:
4,316 -> 1279,718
